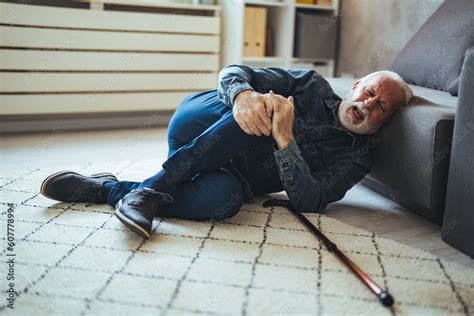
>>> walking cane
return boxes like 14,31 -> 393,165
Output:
263,199 -> 394,307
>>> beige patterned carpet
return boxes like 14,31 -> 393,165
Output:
1,160 -> 473,316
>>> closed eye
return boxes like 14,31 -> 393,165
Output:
378,102 -> 385,113
365,88 -> 374,97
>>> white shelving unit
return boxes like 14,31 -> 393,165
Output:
219,0 -> 339,76
0,1 -> 221,117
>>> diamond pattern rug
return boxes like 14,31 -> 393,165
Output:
0,160 -> 473,315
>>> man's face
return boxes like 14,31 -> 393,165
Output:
337,75 -> 406,135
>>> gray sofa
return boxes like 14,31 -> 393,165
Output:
442,47 -> 474,258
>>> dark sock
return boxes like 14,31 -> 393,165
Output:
139,169 -> 174,193
103,181 -> 116,195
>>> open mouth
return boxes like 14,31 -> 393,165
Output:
351,106 -> 364,121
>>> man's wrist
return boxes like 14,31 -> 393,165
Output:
233,89 -> 255,106
276,137 -> 293,150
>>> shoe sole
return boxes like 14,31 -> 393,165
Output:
40,170 -> 118,201
114,200 -> 151,239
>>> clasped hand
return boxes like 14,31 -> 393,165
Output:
233,90 -> 294,149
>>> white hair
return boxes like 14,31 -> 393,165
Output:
362,70 -> 414,106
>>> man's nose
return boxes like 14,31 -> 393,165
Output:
363,98 -> 376,111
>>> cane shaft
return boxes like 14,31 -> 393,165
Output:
263,199 -> 394,306
291,208 -> 383,295
268,200 -> 394,307
332,247 -> 383,295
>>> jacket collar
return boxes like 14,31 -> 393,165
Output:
323,98 -> 347,130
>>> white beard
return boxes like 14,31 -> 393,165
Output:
337,91 -> 381,135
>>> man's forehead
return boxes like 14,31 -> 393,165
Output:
361,74 -> 386,87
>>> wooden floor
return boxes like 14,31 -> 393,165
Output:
2,127 -> 473,268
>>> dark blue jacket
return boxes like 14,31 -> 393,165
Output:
218,65 -> 377,213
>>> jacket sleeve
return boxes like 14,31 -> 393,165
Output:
273,139 -> 372,213
217,64 -> 318,107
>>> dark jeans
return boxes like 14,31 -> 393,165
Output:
106,90 -> 274,220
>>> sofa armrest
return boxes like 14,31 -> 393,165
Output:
442,47 -> 474,257
458,47 -> 474,105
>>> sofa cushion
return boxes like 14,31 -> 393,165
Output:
391,0 -> 474,96
326,78 -> 456,224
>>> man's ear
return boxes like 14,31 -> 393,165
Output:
352,79 -> 361,90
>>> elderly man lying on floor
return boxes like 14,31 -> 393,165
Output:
40,65 -> 413,239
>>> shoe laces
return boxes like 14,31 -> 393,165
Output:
131,188 -> 173,207
76,181 -> 105,203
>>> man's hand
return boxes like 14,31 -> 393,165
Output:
233,90 -> 272,136
264,90 -> 294,149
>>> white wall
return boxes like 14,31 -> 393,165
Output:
336,0 -> 444,77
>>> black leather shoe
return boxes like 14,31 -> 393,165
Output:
40,171 -> 118,203
114,188 -> 173,239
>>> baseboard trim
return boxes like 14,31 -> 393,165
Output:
0,111 -> 174,134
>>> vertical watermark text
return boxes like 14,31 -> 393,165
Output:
5,203 -> 16,309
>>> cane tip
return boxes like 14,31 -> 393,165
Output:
379,291 -> 394,307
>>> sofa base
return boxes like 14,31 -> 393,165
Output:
361,177 -> 442,225
442,235 -> 474,259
